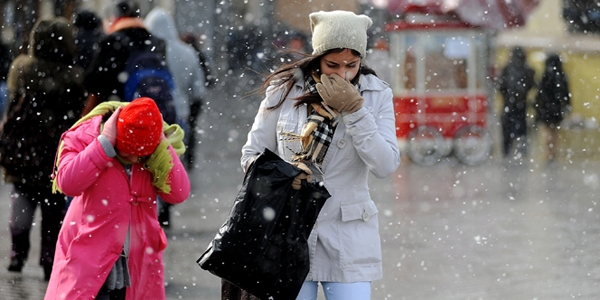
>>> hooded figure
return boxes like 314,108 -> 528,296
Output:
535,53 -> 571,127
534,53 -> 571,162
144,7 -> 206,129
498,46 -> 536,157
0,17 -> 86,280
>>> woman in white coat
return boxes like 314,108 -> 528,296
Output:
240,10 -> 400,300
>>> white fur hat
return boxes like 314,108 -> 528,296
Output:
310,10 -> 373,58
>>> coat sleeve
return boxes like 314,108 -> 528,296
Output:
56,133 -> 115,196
157,145 -> 191,204
240,86 -> 284,173
342,86 -> 400,179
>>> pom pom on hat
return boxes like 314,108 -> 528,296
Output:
310,10 -> 373,58
116,97 -> 163,157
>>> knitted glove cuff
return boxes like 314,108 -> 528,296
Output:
98,135 -> 117,158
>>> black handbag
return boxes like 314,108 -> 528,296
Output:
197,148 -> 330,300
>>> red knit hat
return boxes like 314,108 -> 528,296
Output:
116,97 -> 163,156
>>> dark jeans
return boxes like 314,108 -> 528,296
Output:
9,182 -> 65,274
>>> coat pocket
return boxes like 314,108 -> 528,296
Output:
338,201 -> 382,268
277,117 -> 302,160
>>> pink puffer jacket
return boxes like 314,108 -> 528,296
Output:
45,116 -> 190,300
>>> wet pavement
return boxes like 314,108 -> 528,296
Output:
1,71 -> 600,299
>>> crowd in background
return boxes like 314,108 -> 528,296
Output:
498,46 -> 572,163
0,0 -> 208,290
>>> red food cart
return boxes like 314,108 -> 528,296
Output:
384,0 -> 539,165
386,18 -> 493,165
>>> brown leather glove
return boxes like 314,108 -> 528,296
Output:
290,162 -> 312,190
316,73 -> 364,114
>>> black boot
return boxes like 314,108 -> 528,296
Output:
7,258 -> 24,272
43,263 -> 52,281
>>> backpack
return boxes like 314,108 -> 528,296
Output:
123,49 -> 178,124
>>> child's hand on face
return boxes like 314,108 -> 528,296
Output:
101,107 -> 123,146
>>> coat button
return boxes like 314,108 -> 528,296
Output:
337,138 -> 347,148
362,211 -> 370,221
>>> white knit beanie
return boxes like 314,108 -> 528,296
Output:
310,10 -> 373,58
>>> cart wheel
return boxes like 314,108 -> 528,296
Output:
407,126 -> 444,166
453,125 -> 492,166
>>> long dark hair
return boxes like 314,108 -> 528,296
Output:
255,48 -> 377,110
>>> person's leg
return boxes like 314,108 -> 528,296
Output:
96,285 -> 126,300
39,190 -> 66,280
157,197 -> 172,228
8,183 -> 36,271
295,281 -> 318,300
109,287 -> 126,300
501,115 -> 512,157
321,281 -> 371,300
186,100 -> 202,167
504,135 -> 514,157
547,125 -> 558,161
516,133 -> 528,157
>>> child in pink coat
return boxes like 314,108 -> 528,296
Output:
45,97 -> 191,300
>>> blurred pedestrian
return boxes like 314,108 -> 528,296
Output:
366,37 -> 392,84
498,46 -> 536,158
0,17 -> 86,281
238,10 -> 400,300
180,33 -> 216,88
81,0 -> 169,116
534,53 -> 571,162
45,97 -> 191,299
180,33 -> 214,169
226,24 -> 263,71
73,9 -> 104,71
145,7 -> 206,166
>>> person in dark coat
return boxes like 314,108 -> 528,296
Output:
81,0 -> 168,116
0,17 -> 86,281
534,53 -> 571,162
498,46 -> 536,158
73,9 -> 104,71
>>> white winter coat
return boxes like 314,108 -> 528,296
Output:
145,7 -> 206,121
241,73 -> 400,282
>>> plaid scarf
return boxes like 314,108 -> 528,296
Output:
281,74 -> 339,164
